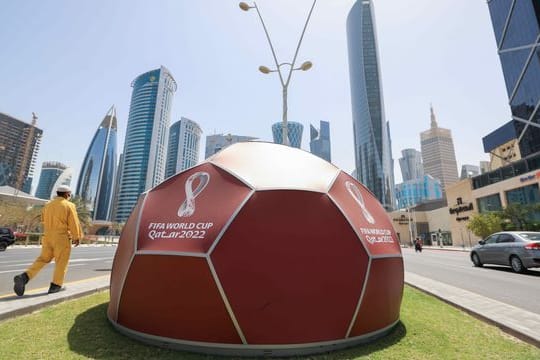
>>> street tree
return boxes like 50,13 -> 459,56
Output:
467,212 -> 502,239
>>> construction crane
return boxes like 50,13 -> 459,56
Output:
14,112 -> 38,195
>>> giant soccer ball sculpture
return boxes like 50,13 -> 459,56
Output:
108,142 -> 403,357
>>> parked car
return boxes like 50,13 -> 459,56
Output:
0,227 -> 16,251
470,231 -> 540,273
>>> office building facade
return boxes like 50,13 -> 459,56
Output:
115,67 -> 177,222
420,106 -> 459,190
271,121 -> 304,149
346,0 -> 395,210
395,175 -> 442,209
0,112 -> 42,193
205,134 -> 257,158
309,121 -> 331,162
399,148 -> 424,182
487,0 -> 540,160
76,106 -> 118,221
35,161 -> 72,200
165,117 -> 202,178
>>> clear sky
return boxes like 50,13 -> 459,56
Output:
0,0 -> 511,193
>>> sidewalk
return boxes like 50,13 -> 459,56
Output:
0,272 -> 538,348
0,275 -> 110,322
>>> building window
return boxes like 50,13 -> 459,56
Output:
505,183 -> 540,206
477,194 -> 503,213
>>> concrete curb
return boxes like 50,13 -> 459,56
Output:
405,272 -> 540,348
0,275 -> 110,322
2,272 -> 538,350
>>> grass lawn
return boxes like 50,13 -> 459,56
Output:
0,286 -> 538,359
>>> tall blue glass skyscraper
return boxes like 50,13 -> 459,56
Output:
115,66 -> 177,222
76,106 -> 118,221
272,121 -> 303,148
487,0 -> 540,158
309,120 -> 331,162
347,0 -> 395,210
165,117 -> 202,178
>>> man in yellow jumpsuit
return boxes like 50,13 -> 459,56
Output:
13,185 -> 83,296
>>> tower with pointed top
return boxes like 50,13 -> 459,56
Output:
76,105 -> 118,220
346,0 -> 396,210
420,105 -> 458,192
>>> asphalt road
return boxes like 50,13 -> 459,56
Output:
2,246 -> 539,315
403,247 -> 540,314
0,246 -> 116,296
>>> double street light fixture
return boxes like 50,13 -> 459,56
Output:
239,1 -> 316,146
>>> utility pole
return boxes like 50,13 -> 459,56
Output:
15,112 -> 38,195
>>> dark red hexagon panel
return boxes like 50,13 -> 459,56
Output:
211,190 -> 369,345
329,172 -> 402,257
108,194 -> 144,322
117,255 -> 243,344
137,163 -> 252,254
349,257 -> 404,337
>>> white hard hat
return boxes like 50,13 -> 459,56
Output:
56,185 -> 72,193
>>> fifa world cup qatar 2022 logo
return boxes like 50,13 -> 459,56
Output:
345,181 -> 376,224
177,172 -> 210,217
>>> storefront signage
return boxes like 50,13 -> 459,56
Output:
449,203 -> 473,215
519,171 -> 540,183
456,216 -> 470,222
392,214 -> 411,225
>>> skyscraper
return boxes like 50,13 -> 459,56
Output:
346,0 -> 395,210
76,106 -> 118,221
165,117 -> 202,178
485,1 -> 540,160
309,120 -> 331,162
115,66 -> 177,222
204,134 -> 257,158
35,161 -> 72,200
0,112 -> 42,193
460,164 -> 480,180
271,121 -> 304,148
398,148 -> 424,182
420,106 -> 459,191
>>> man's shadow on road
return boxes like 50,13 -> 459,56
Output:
68,303 -> 406,360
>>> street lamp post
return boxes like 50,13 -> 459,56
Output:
239,1 -> 316,146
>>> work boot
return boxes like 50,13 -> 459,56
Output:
13,272 -> 29,297
47,282 -> 63,294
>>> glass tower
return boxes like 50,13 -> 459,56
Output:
487,0 -> 540,158
346,0 -> 395,210
272,121 -> 303,148
395,175 -> 442,209
115,67 -> 177,222
399,149 -> 424,182
309,120 -> 331,162
165,117 -> 202,178
35,161 -> 71,200
76,106 -> 118,221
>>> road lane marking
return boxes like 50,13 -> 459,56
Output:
0,263 -> 87,274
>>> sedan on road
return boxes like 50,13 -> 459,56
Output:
470,231 -> 540,273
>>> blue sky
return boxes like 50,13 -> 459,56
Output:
0,0 -> 510,193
